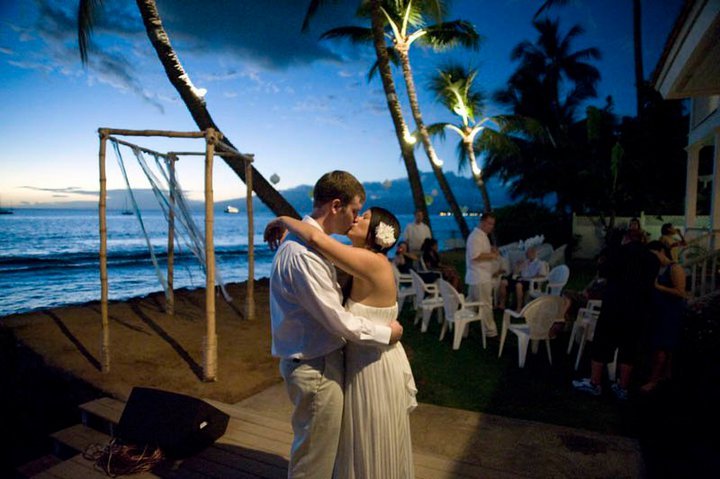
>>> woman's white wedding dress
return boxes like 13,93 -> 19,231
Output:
335,300 -> 417,479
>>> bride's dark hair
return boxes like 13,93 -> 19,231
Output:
365,207 -> 400,255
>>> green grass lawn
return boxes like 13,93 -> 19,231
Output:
400,252 -> 639,436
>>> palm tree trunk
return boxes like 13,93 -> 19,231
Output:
368,0 -> 430,227
465,142 -> 492,213
135,0 -> 298,218
397,48 -> 469,238
633,0 -> 644,117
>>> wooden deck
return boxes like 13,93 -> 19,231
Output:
32,396 -> 498,478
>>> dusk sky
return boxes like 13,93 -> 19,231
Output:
0,0 -> 684,207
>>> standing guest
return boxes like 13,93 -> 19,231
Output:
642,241 -> 687,393
659,223 -> 686,262
421,238 -> 462,291
265,171 -> 403,478
465,212 -> 499,337
573,232 -> 659,400
403,209 -> 432,255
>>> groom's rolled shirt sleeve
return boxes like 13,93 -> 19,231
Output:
293,252 -> 392,345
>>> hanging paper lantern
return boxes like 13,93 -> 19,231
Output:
270,173 -> 280,185
425,194 -> 434,206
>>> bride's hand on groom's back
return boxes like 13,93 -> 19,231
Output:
389,320 -> 403,344
264,219 -> 287,251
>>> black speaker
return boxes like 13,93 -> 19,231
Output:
116,387 -> 230,459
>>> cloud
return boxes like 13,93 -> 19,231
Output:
0,46 -> 13,55
23,1 -> 369,110
154,0 -> 360,69
21,186 -> 98,197
16,1 -> 165,112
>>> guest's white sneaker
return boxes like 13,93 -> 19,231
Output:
572,378 -> 601,396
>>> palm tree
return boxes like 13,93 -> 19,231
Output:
535,0 -> 645,117
426,64 -> 497,212
320,0 -> 480,238
304,0 -> 431,228
502,18 -> 600,138
490,18 -> 601,214
78,0 -> 299,218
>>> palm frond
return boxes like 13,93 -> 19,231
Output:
425,122 -> 451,141
366,47 -> 399,81
302,0 -> 340,32
422,20 -> 481,51
533,0 -> 570,19
78,0 -> 104,65
321,26 -> 374,44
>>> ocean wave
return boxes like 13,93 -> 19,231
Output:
0,246 -> 275,273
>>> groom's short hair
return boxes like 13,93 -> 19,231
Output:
313,171 -> 366,208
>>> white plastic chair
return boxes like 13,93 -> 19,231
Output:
410,269 -> 443,333
548,244 -> 567,268
506,249 -> 526,275
535,243 -> 554,262
391,263 -> 415,308
438,280 -> 492,350
566,300 -> 618,379
498,296 -> 565,367
528,264 -> 569,300
492,255 -> 510,307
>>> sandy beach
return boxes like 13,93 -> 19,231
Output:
1,279 -> 280,404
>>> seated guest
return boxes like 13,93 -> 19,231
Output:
622,217 -> 648,245
421,238 -> 462,291
392,240 -> 417,274
497,246 -> 547,311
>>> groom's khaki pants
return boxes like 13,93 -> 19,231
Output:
280,348 -> 344,479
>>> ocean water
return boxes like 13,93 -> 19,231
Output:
0,209 -> 466,317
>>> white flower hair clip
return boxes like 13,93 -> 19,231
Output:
374,222 -> 396,248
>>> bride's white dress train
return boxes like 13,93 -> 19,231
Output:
335,300 -> 417,479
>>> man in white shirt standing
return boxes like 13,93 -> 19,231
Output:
465,212 -> 499,337
267,171 -> 403,478
403,209 -> 432,255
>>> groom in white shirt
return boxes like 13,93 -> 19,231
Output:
267,170 -> 403,478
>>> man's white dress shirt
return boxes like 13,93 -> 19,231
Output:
403,221 -> 431,253
465,227 -> 494,285
270,216 -> 392,360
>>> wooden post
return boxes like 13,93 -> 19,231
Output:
203,128 -> 218,381
98,130 -> 111,373
245,155 -> 255,320
166,154 -> 176,315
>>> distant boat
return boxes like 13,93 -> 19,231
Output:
224,205 -> 240,214
0,196 -> 13,214
121,196 -> 133,215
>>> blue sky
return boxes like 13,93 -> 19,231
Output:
0,0 -> 684,207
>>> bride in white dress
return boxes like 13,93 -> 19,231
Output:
270,207 -> 416,478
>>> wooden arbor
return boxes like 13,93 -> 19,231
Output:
97,127 -> 255,381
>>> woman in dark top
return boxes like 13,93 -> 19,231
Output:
642,241 -> 687,393
421,238 -> 462,291
392,240 -> 417,274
